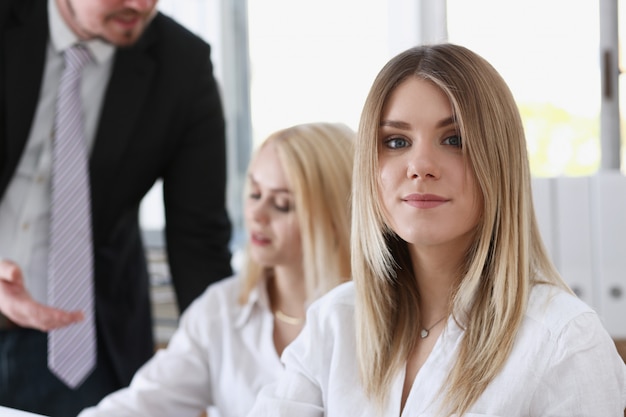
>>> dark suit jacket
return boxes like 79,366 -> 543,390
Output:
0,0 -> 233,386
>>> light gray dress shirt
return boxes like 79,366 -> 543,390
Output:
0,0 -> 114,303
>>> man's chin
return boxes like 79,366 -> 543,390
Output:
99,30 -> 143,47
101,13 -> 155,47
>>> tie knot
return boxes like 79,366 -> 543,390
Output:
64,44 -> 93,72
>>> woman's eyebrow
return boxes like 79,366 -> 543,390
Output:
379,116 -> 456,129
247,174 -> 292,194
379,120 -> 411,129
436,115 -> 456,128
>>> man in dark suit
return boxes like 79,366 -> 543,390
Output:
0,0 -> 233,416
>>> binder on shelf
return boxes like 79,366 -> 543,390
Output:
591,173 -> 626,338
554,177 -> 595,307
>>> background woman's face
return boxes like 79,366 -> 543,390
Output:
244,142 -> 302,268
377,77 -> 482,253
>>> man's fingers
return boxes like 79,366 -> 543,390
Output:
0,260 -> 23,284
3,295 -> 84,331
0,260 -> 84,331
27,304 -> 85,331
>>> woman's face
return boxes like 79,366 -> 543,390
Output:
244,142 -> 302,268
377,77 -> 482,253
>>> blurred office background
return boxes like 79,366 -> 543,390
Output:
139,0 -> 626,349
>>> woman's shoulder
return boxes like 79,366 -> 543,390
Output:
195,274 -> 241,302
525,283 -> 603,341
282,281 -> 358,377
182,275 -> 244,321
519,284 -> 626,414
305,281 -> 356,331
309,281 -> 355,312
527,284 -> 593,321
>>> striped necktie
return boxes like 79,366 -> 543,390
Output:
47,44 -> 96,389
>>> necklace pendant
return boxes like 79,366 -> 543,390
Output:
420,328 -> 429,338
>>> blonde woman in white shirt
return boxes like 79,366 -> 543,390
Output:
77,122 -> 354,417
247,44 -> 626,416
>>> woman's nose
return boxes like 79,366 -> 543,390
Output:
249,201 -> 269,223
406,142 -> 440,180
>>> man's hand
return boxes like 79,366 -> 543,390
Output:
0,259 -> 84,331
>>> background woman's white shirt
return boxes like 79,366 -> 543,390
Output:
247,281 -> 626,417
78,275 -> 283,417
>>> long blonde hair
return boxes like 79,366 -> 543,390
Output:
239,122 -> 354,305
352,44 -> 570,415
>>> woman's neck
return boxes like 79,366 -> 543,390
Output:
409,244 -> 465,319
267,265 -> 308,357
268,265 -> 307,317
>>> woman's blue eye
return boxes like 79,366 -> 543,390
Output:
384,136 -> 409,149
443,135 -> 462,147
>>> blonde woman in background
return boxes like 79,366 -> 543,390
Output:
247,44 -> 626,416
78,122 -> 354,417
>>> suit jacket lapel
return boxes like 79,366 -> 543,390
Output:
89,32 -> 156,212
1,0 -> 48,194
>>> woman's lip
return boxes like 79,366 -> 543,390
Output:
250,233 -> 271,245
403,193 -> 448,201
402,193 -> 449,208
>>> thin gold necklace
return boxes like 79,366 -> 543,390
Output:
420,316 -> 447,338
274,309 -> 304,326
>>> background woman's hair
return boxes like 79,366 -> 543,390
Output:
239,122 -> 355,305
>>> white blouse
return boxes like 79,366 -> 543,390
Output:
79,275 -> 283,417
247,281 -> 626,417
